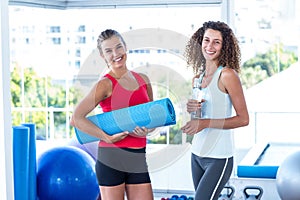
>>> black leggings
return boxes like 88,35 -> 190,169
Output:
191,154 -> 233,200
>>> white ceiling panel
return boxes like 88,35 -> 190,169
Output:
9,0 -> 222,9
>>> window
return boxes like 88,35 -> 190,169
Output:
51,37 -> 61,44
77,36 -> 86,44
75,49 -> 81,57
234,0 -> 300,148
78,25 -> 85,32
9,5 -> 221,142
50,26 -> 61,33
75,60 -> 81,68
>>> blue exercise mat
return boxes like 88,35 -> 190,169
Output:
75,98 -> 176,144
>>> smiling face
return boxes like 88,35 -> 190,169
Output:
100,35 -> 127,69
201,28 -> 223,64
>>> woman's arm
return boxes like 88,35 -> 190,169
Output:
204,67 -> 249,129
181,68 -> 249,135
70,78 -> 128,143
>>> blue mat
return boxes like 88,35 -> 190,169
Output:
237,142 -> 300,179
75,98 -> 176,144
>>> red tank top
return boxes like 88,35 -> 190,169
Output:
98,71 -> 150,148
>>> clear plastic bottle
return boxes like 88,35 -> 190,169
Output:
191,78 -> 203,119
200,88 -> 207,118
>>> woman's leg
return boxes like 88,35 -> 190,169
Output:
95,158 -> 126,200
191,153 -> 205,190
194,157 -> 233,200
124,168 -> 153,200
96,147 -> 152,200
126,183 -> 154,200
100,184 -> 125,200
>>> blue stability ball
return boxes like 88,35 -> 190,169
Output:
276,150 -> 300,200
37,146 -> 99,200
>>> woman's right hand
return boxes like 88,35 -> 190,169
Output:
187,99 -> 203,113
103,131 -> 129,143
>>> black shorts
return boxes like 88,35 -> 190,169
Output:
95,147 -> 151,186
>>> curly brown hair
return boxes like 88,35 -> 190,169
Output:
185,21 -> 241,75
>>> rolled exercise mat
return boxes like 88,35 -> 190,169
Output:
13,126 -> 30,200
75,98 -> 176,144
21,123 -> 37,200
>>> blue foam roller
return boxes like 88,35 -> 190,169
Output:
75,98 -> 176,144
13,126 -> 30,200
21,123 -> 37,200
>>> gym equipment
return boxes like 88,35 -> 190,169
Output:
276,150 -> 300,200
162,195 -> 194,200
218,185 -> 235,200
179,195 -> 187,200
237,142 -> 300,178
37,146 -> 99,200
13,126 -> 30,200
75,98 -> 176,144
243,186 -> 263,200
21,123 -> 37,200
67,137 -> 98,160
170,195 -> 179,199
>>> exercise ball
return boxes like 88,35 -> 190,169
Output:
37,146 -> 99,200
276,150 -> 300,200
67,137 -> 98,160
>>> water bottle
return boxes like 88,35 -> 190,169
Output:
191,78 -> 202,119
200,88 -> 208,118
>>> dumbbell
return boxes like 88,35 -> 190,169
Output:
243,186 -> 263,200
218,185 -> 235,200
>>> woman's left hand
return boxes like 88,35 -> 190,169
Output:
132,126 -> 149,137
181,119 -> 206,135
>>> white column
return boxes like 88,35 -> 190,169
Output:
221,0 -> 234,27
0,0 -> 14,199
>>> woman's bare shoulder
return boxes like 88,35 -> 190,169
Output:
221,67 -> 239,80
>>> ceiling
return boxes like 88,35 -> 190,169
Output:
8,0 -> 222,9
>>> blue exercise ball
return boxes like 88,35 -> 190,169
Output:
67,137 -> 98,161
37,146 -> 99,200
276,150 -> 300,200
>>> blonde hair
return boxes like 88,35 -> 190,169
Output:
97,29 -> 126,54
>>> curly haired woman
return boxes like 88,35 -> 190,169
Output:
181,21 -> 249,200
